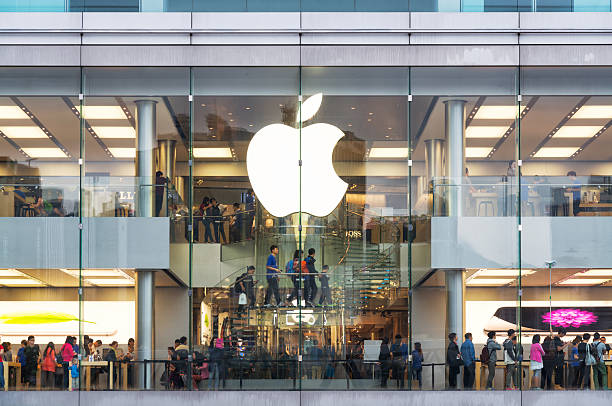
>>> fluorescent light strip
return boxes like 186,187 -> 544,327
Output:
552,126 -> 602,138
60,268 -> 128,278
0,269 -> 26,277
108,148 -> 135,158
572,105 -> 612,119
466,278 -> 514,286
578,269 -> 612,277
82,106 -> 128,120
533,147 -> 580,158
466,147 -> 493,158
473,106 -> 525,120
466,126 -> 509,139
0,126 -> 47,139
91,126 -> 136,139
368,147 -> 409,159
0,105 -> 30,119
193,147 -> 233,158
558,278 -> 611,285
0,279 -> 43,286
84,278 -> 134,286
21,148 -> 67,158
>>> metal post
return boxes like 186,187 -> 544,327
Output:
546,260 -> 556,335
446,270 -> 464,350
135,100 -> 157,390
444,100 -> 466,217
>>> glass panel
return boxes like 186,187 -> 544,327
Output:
81,67 -> 190,390
191,67 -> 300,390
299,67 -> 410,390
520,67 -> 612,391
410,67 -> 520,391
0,67 -> 80,398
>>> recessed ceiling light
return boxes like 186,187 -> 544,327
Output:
347,124 -> 353,127
579,269 -> 612,277
552,126 -> 602,138
193,147 -> 232,158
229,119 -> 234,122
466,278 -> 514,286
387,127 -> 392,130
466,126 -> 509,139
22,148 -> 67,158
473,106 -> 524,120
369,147 -> 409,159
248,124 -> 253,127
245,107 -> 251,110
0,278 -> 43,286
0,269 -> 26,277
0,106 -> 30,119
558,278 -> 611,285
350,107 -> 356,110
0,126 -> 47,139
367,118 -> 372,122
465,147 -> 493,158
533,147 -> 579,158
82,106 -> 126,119
572,105 -> 612,119
228,112 -> 232,116
201,104 -> 207,107
91,126 -> 135,139
84,278 -> 134,286
108,148 -> 136,158
369,112 -> 374,116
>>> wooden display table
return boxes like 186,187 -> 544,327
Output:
475,361 -> 529,390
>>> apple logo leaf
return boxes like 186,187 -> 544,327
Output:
296,93 -> 323,124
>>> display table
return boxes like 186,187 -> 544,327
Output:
81,361 -> 112,391
475,361 -> 529,390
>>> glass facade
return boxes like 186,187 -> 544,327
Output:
1,0 -> 611,12
1,66 -> 612,396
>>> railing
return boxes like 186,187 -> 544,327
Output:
431,176 -> 612,217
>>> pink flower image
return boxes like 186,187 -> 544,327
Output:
542,309 -> 597,328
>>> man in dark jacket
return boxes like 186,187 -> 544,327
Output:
446,333 -> 461,389
304,248 -> 318,306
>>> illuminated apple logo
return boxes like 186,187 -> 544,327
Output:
246,93 -> 348,217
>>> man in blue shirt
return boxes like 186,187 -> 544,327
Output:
264,245 -> 282,306
460,332 -> 476,389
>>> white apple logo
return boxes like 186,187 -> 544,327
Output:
246,93 -> 348,217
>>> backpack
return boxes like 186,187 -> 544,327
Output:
286,259 -> 296,274
234,274 -> 244,294
592,342 -> 602,363
480,345 -> 490,363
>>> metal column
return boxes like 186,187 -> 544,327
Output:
445,270 -> 464,345
135,100 -> 157,390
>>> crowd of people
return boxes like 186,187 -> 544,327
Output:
192,190 -> 255,244
0,335 -> 134,391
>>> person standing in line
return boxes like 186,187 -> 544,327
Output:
318,265 -> 331,307
541,336 -> 555,390
530,335 -> 545,390
592,332 -> 608,390
390,334 -> 406,389
41,342 -> 56,389
23,335 -> 40,390
379,337 -> 391,388
486,331 -> 501,390
577,333 -> 591,389
569,336 -> 582,388
411,342 -> 424,389
238,265 -> 257,309
230,202 -> 243,243
60,336 -> 76,389
446,333 -> 461,389
461,332 -> 476,389
304,248 -> 318,306
264,245 -> 282,307
503,329 -> 518,390
552,327 -> 568,389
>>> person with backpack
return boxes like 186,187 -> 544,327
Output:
503,329 -> 518,390
484,331 -> 501,390
530,334 -> 545,390
446,333 -> 462,389
411,342 -> 424,389
592,332 -> 608,389
286,250 -> 301,304
577,333 -> 592,389
541,336 -> 555,390
461,332 -> 475,389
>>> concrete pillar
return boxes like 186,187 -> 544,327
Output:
425,139 -> 445,216
135,100 -> 157,389
445,269 -> 464,346
444,100 -> 466,217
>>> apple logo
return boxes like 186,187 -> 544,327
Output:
246,93 -> 348,217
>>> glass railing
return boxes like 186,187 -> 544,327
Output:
431,176 -> 612,217
1,0 -> 611,12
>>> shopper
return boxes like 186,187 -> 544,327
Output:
41,342 -> 56,389
210,198 -> 227,244
304,248 -> 318,306
237,265 -> 257,309
199,197 -> 213,243
541,336 -> 555,390
69,356 -> 79,391
592,332 -> 608,390
530,335 -> 544,390
379,337 -> 391,388
390,334 -> 406,388
264,245 -> 282,307
23,335 -> 40,389
286,250 -> 301,304
318,265 -> 331,306
553,327 -> 568,389
446,332 -> 461,389
230,203 -> 243,242
461,332 -> 476,389
569,336 -> 582,388
411,342 -> 424,389
503,329 -> 518,390
485,331 -> 501,390
155,171 -> 166,217
578,333 -> 591,389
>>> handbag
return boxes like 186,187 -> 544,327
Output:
585,343 -> 596,366
238,292 -> 247,305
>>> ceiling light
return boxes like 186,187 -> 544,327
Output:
0,269 -> 26,277
0,279 -> 43,286
350,107 -> 356,110
465,147 -> 493,158
572,105 -> 612,119
91,126 -> 135,139
228,112 -> 232,116
473,106 -> 524,120
0,106 -> 30,119
248,124 -> 253,127
245,107 -> 251,110
369,148 -> 409,159
0,126 -> 47,139
193,147 -> 232,158
552,126 -> 601,138
533,147 -> 579,158
60,268 -> 128,278
558,278 -> 611,286
108,148 -> 136,158
347,124 -> 352,127
201,104 -> 207,107
22,148 -> 67,158
82,106 -> 126,119
466,278 -> 514,286
466,126 -> 509,139
474,269 -> 535,277
579,269 -> 612,277
84,278 -> 134,286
